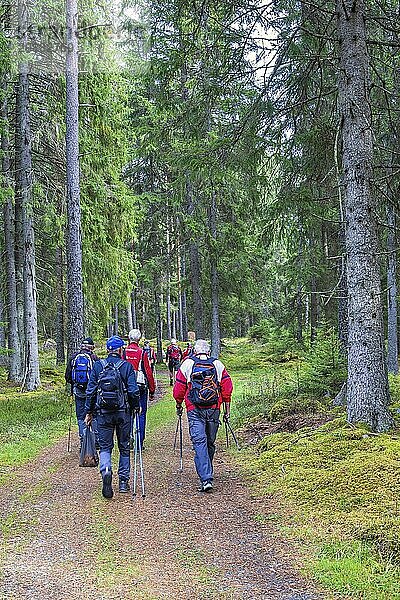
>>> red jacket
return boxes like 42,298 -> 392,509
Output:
173,355 -> 233,412
125,342 -> 156,394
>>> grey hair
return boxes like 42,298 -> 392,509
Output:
194,339 -> 210,355
128,328 -> 142,342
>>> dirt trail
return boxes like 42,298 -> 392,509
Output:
0,379 -> 324,600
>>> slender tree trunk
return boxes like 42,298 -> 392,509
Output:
180,251 -> 188,341
296,286 -> 303,344
310,276 -> 318,344
112,305 -> 118,335
387,201 -> 398,374
0,289 -> 7,366
177,244 -> 184,340
337,0 -> 393,431
131,287 -> 137,329
186,180 -> 204,338
16,0 -> 40,390
209,191 -> 221,357
127,303 -> 133,331
2,88 -> 23,381
154,279 -> 163,362
66,0 -> 84,358
56,246 -> 66,365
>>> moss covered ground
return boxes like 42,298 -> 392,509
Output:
221,338 -> 400,600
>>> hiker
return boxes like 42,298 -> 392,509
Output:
143,339 -> 156,372
65,337 -> 99,449
84,336 -> 140,498
165,338 -> 182,385
125,329 -> 156,448
181,342 -> 193,362
173,339 -> 233,493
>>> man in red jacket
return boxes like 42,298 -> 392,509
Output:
173,339 -> 233,493
125,329 -> 156,448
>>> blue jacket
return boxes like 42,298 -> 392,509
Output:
85,353 -> 140,414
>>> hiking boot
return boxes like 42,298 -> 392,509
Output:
199,481 -> 213,493
119,479 -> 130,493
102,468 -> 113,499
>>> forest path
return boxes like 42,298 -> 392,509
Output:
0,375 -> 324,600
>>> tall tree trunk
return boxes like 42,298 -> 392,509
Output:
16,0 -> 40,390
338,221 -> 348,357
56,246 -> 66,365
131,286 -> 137,329
127,303 -> 133,331
177,243 -> 183,340
310,275 -> 318,344
209,191 -> 221,357
2,87 -> 23,381
180,251 -> 188,341
337,0 -> 393,431
154,279 -> 163,362
0,288 -> 7,366
387,201 -> 398,374
186,180 -> 204,338
66,0 -> 84,358
113,305 -> 119,335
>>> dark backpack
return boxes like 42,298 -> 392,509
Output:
71,352 -> 93,390
96,359 -> 126,411
188,358 -> 220,408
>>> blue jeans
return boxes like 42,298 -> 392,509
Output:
187,408 -> 220,483
97,409 -> 131,481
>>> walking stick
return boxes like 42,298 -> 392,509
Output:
173,418 -> 179,450
179,413 -> 183,472
132,415 -> 138,497
223,403 -> 229,449
132,412 -> 146,499
226,420 -> 241,451
67,395 -> 73,452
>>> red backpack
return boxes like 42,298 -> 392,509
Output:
169,345 -> 181,360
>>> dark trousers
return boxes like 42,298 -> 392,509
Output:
97,409 -> 131,482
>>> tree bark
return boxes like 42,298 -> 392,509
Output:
186,179 -> 205,338
66,0 -> 84,359
154,278 -> 163,362
131,286 -> 137,329
310,275 -> 318,344
387,201 -> 398,374
337,0 -> 393,431
16,0 -> 40,390
2,87 -> 23,380
209,191 -> 221,357
180,251 -> 188,341
56,246 -> 66,365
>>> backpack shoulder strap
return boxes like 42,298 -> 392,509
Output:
100,359 -> 107,369
115,359 -> 124,370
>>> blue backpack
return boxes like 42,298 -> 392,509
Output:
96,359 -> 126,412
188,358 -> 220,408
72,353 -> 93,390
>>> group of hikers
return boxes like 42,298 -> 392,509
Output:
65,332 -> 233,498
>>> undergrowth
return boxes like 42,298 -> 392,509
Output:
224,333 -> 400,599
0,355 -> 68,483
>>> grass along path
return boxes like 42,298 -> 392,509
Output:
0,371 -> 324,600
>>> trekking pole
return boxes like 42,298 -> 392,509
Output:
173,418 -> 179,450
226,420 -> 241,451
223,403 -> 229,449
136,413 -> 146,498
67,395 -> 73,452
179,413 -> 183,472
132,415 -> 138,498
